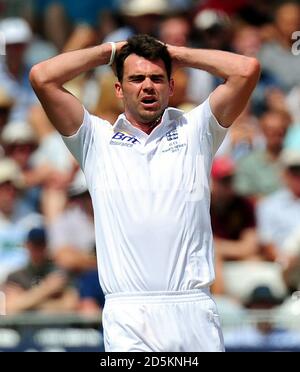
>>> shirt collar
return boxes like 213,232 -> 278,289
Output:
112,107 -> 184,134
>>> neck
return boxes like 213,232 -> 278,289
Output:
31,257 -> 47,267
0,208 -> 13,220
276,31 -> 293,49
126,113 -> 164,135
267,146 -> 282,159
7,61 -> 22,80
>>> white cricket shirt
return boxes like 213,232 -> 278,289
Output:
62,98 -> 227,295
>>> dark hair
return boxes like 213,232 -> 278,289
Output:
115,34 -> 172,82
27,227 -> 47,246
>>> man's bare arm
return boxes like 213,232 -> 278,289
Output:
4,272 -> 68,314
52,246 -> 97,271
37,289 -> 79,313
29,42 -> 125,136
167,46 -> 260,127
215,228 -> 259,261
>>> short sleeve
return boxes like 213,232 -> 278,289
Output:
184,96 -> 228,156
61,108 -> 95,171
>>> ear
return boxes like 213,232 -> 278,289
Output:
115,81 -> 123,99
169,78 -> 175,97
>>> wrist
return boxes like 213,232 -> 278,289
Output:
107,42 -> 116,66
168,45 -> 186,68
167,44 -> 177,58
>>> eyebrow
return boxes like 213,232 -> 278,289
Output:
127,73 -> 165,80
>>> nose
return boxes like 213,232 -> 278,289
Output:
142,77 -> 155,92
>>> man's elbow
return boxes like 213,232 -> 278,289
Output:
244,57 -> 261,81
29,63 -> 49,90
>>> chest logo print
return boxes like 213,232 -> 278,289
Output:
166,129 -> 179,141
163,129 -> 186,153
110,132 -> 140,147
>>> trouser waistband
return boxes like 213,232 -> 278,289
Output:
105,288 -> 211,305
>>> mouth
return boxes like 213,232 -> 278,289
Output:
141,97 -> 158,109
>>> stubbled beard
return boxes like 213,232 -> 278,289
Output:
138,105 -> 166,123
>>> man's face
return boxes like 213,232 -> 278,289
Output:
159,18 -> 190,47
212,176 -> 235,202
261,113 -> 288,151
285,166 -> 300,198
6,43 -> 27,76
115,54 -> 174,126
0,181 -> 17,215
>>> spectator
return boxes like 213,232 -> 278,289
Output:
193,8 -> 232,51
93,72 -> 124,123
235,110 -> 291,200
0,0 -> 32,18
259,2 -> 300,92
1,119 -> 75,223
236,0 -> 274,27
28,97 -> 82,179
285,126 -> 300,152
0,17 -> 37,121
104,0 -> 168,43
211,157 -> 260,261
257,149 -> 300,264
28,74 -> 93,223
77,269 -> 105,316
0,88 -> 14,157
1,120 -> 41,218
2,120 -> 38,171
33,0 -> 118,50
3,226 -> 78,314
216,104 -> 263,160
49,173 -> 96,273
231,23 -> 282,115
224,285 -> 300,351
282,227 -> 300,292
0,158 -> 30,283
158,13 -> 213,108
195,0 -> 248,16
286,85 -> 300,124
158,14 -> 191,108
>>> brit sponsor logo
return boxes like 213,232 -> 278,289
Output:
110,132 -> 140,147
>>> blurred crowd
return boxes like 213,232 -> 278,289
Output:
0,0 -> 300,347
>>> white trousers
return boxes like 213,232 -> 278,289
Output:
102,288 -> 224,352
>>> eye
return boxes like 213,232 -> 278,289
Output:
152,76 -> 164,83
130,76 -> 144,83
